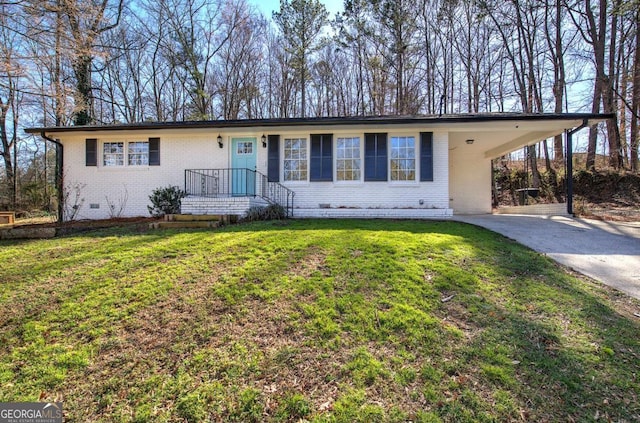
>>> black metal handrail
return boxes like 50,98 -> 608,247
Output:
184,168 -> 295,217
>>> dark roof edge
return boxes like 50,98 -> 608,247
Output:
25,113 -> 614,134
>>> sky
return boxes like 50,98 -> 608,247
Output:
251,0 -> 344,19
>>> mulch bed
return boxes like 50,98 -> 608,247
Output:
12,217 -> 158,236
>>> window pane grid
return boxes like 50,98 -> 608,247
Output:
284,138 -> 307,181
336,137 -> 361,181
103,142 -> 124,166
128,141 -> 149,166
237,142 -> 253,155
390,136 -> 416,181
104,141 -> 151,167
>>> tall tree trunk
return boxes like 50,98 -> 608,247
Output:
300,54 -> 306,118
579,0 -> 608,170
604,0 -> 623,169
615,2 -> 630,168
546,0 -> 565,161
72,55 -> 93,125
528,145 -> 541,188
55,0 -> 63,126
0,105 -> 15,205
542,139 -> 554,173
630,12 -> 640,172
587,80 -> 603,170
619,66 -> 628,168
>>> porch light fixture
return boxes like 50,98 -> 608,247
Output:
261,134 -> 267,148
217,134 -> 223,148
465,139 -> 474,145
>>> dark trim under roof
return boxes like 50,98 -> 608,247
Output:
25,113 -> 613,134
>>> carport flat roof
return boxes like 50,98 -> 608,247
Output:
26,112 -> 613,134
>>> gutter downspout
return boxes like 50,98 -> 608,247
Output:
565,119 -> 589,216
40,132 -> 64,223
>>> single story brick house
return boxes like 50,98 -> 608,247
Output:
26,113 -> 609,220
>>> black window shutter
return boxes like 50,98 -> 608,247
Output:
364,133 -> 387,181
86,138 -> 97,166
149,137 -> 160,166
420,132 -> 433,181
268,135 -> 280,182
310,134 -> 333,181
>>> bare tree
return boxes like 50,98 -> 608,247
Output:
566,0 -> 624,169
0,2 -> 22,207
214,0 -> 265,120
273,0 -> 329,118
151,0 -> 236,120
483,0 -> 546,187
96,20 -> 150,124
368,0 -> 419,114
46,0 -> 125,125
629,3 -> 640,171
265,30 -> 297,118
339,0 -> 371,115
544,0 -> 568,161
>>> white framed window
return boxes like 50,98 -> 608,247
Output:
336,137 -> 361,181
283,138 -> 308,181
128,141 -> 149,166
103,141 -> 150,167
390,136 -> 416,181
103,142 -> 124,166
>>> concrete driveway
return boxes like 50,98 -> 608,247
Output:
452,215 -> 640,300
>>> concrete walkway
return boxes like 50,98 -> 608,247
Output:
452,215 -> 640,300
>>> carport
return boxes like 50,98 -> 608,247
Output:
447,113 -> 612,215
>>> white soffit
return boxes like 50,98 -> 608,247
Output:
483,130 -> 568,159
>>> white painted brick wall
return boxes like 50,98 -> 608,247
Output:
181,197 -> 268,216
448,135 -> 493,215
60,130 -> 269,220
281,131 -> 450,211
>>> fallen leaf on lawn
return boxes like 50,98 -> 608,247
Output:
319,400 -> 333,411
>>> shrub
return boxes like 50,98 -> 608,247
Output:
147,185 -> 185,217
264,204 -> 287,220
243,204 -> 287,222
243,206 -> 265,222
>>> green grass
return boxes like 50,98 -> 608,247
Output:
1,219 -> 639,422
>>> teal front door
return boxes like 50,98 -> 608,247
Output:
231,137 -> 257,196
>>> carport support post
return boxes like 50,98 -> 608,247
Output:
565,119 -> 589,216
566,129 -> 573,215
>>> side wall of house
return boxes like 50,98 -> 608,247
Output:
448,134 -> 492,214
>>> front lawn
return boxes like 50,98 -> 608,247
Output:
0,220 -> 638,422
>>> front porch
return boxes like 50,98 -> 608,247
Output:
182,168 -> 294,217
